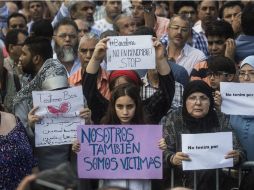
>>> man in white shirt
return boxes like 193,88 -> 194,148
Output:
167,14 -> 206,75
193,0 -> 219,45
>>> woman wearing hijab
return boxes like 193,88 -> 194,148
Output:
162,80 -> 246,189
230,55 -> 254,162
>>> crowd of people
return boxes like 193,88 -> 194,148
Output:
0,0 -> 254,190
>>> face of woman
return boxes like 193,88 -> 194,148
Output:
186,92 -> 210,119
115,95 -> 136,124
239,64 -> 254,83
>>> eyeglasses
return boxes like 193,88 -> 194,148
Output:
179,11 -> 196,17
207,71 -> 229,78
239,71 -> 254,79
187,95 -> 209,103
55,33 -> 77,39
169,25 -> 189,33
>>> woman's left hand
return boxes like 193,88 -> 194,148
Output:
79,107 -> 92,124
158,138 -> 167,150
225,150 -> 240,164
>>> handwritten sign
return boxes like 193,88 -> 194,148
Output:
182,132 -> 233,170
77,125 -> 162,179
32,86 -> 85,147
106,35 -> 155,70
220,82 -> 254,115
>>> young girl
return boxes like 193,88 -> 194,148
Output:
73,84 -> 166,190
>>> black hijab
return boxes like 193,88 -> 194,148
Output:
182,80 -> 219,133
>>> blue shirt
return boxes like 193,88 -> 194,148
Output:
230,115 -> 254,161
235,35 -> 254,63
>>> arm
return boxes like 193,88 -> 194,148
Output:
143,38 -> 175,123
86,38 -> 108,74
51,2 -> 70,28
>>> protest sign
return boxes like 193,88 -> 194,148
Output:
106,35 -> 155,70
182,132 -> 233,170
32,86 -> 85,147
77,125 -> 162,179
220,82 -> 254,115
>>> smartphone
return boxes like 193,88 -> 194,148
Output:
30,179 -> 66,190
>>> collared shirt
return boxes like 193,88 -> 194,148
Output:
53,54 -> 81,77
160,30 -> 209,57
175,44 -> 206,75
69,67 -> 111,100
141,73 -> 183,109
160,40 -> 206,75
193,20 -> 208,48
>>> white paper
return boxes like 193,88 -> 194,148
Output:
220,82 -> 254,115
32,86 -> 85,147
181,132 -> 233,170
106,35 -> 155,70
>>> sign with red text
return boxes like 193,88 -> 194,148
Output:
107,35 -> 155,70
32,86 -> 85,147
77,125 -> 162,179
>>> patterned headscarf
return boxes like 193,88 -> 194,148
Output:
13,58 -> 68,109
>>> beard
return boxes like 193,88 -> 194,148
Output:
21,60 -> 36,76
54,43 -> 78,63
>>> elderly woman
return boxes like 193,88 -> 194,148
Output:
230,55 -> 254,161
162,80 -> 246,189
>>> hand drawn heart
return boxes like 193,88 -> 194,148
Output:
47,102 -> 71,115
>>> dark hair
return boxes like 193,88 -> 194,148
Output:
219,1 -> 244,19
4,29 -> 28,52
53,18 -> 78,33
173,1 -> 197,14
101,84 -> 146,124
7,12 -> 27,27
109,71 -> 142,92
198,0 -> 219,10
207,56 -> 236,74
100,30 -> 119,39
241,3 -> 254,35
24,36 -> 53,62
132,26 -> 156,37
205,20 -> 234,39
30,19 -> 53,39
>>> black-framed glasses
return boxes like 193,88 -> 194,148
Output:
207,71 -> 229,78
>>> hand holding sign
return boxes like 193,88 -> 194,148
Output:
86,38 -> 109,74
172,152 -> 191,166
28,106 -> 42,128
